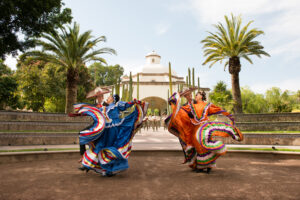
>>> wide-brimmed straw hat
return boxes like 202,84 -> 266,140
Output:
179,87 -> 198,97
86,87 -> 110,99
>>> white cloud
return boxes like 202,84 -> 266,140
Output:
155,22 -> 170,36
268,38 -> 300,60
250,78 -> 300,93
175,0 -> 300,62
186,0 -> 300,25
117,59 -> 143,76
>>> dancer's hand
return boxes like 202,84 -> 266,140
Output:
133,98 -> 141,104
68,113 -> 80,117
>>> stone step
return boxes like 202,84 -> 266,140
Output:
236,122 -> 300,131
0,121 -> 89,131
0,111 -> 91,122
218,112 -> 300,122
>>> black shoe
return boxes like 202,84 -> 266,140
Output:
105,173 -> 115,177
206,167 -> 212,174
195,169 -> 204,173
78,166 -> 89,173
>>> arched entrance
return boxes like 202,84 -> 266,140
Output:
142,96 -> 167,115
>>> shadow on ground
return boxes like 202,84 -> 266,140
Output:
0,152 -> 300,200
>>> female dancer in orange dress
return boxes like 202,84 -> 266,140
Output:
165,89 -> 243,173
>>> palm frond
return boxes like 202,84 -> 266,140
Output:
201,14 -> 270,69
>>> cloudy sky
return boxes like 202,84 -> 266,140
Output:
5,0 -> 300,93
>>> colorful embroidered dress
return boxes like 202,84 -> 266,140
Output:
73,100 -> 147,176
165,92 -> 243,170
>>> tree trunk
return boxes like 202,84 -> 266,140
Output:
229,56 -> 243,113
65,68 -> 79,113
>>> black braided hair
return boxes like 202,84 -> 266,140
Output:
200,91 -> 207,101
113,94 -> 120,103
196,91 -> 207,101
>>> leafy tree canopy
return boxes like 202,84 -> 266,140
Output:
89,63 -> 124,86
241,87 -> 268,113
0,59 -> 19,109
209,81 -> 233,111
265,87 -> 295,113
0,0 -> 72,59
15,57 -> 94,112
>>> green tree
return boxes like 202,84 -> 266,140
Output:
16,57 -> 93,113
15,60 -> 47,111
0,60 -> 19,109
0,0 -> 72,59
201,14 -> 270,113
89,63 -> 124,86
241,87 -> 268,113
293,90 -> 300,111
265,87 -> 294,113
42,63 -> 66,112
209,81 -> 233,112
24,23 -> 116,113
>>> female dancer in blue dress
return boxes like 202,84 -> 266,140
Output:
71,92 -> 147,176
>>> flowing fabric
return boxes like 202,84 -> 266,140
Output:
73,100 -> 147,176
166,92 -> 243,169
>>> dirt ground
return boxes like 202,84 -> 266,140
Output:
0,152 -> 300,200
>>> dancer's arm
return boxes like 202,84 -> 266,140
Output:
208,104 -> 235,125
117,101 -> 135,111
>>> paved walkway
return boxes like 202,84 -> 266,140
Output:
1,127 -> 300,152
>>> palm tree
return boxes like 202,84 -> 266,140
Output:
201,14 -> 270,113
24,23 -> 116,113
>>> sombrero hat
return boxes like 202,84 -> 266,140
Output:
179,87 -> 198,97
86,87 -> 110,99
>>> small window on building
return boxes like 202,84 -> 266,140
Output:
151,79 -> 156,82
152,58 -> 155,63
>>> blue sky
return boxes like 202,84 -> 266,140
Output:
5,0 -> 300,93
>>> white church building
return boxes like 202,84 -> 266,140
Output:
120,51 -> 209,114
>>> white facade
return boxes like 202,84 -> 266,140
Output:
119,51 -> 209,113
121,51 -> 184,101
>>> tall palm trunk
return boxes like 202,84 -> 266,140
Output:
65,68 -> 79,113
229,56 -> 243,113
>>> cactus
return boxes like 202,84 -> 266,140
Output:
180,84 -> 184,105
167,89 -> 170,115
186,76 -> 188,87
168,62 -> 173,95
188,68 -> 191,87
137,73 -> 139,99
121,84 -> 125,101
111,85 -> 114,95
115,78 -> 120,95
192,67 -> 195,97
129,72 -> 133,101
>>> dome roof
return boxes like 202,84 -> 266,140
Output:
142,51 -> 177,75
145,50 -> 161,58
